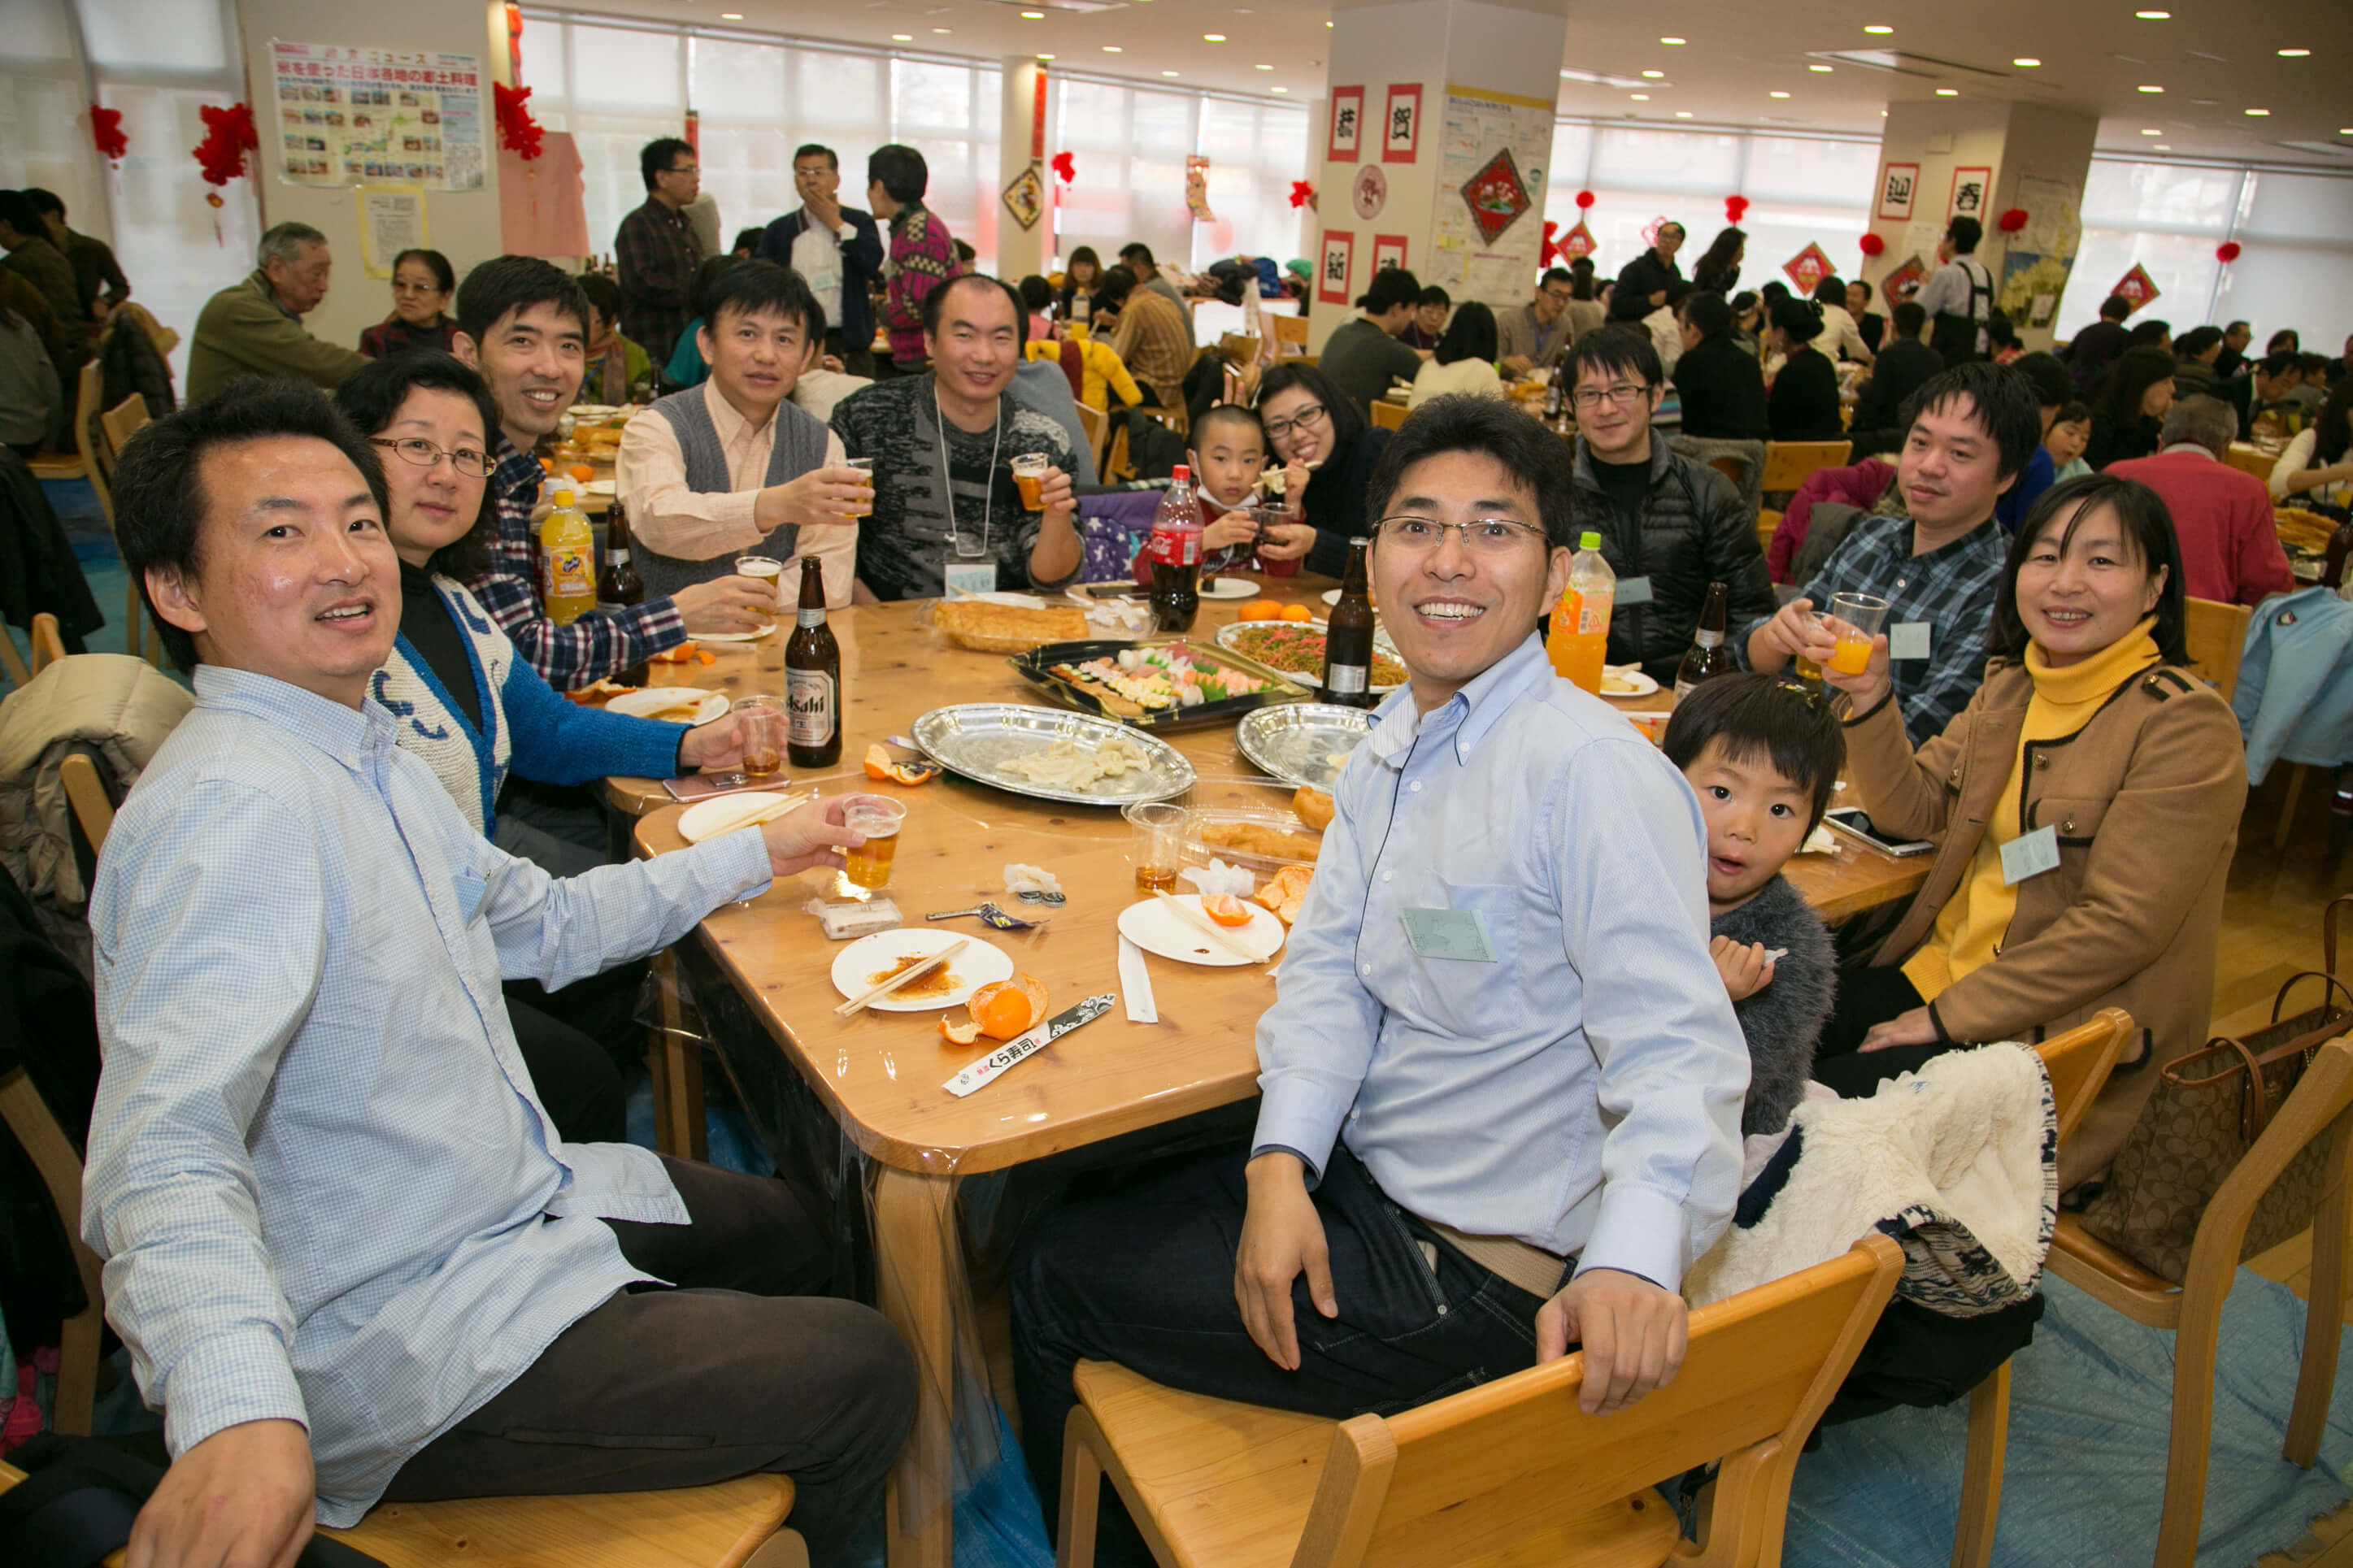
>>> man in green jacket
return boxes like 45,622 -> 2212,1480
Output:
186,222 -> 368,406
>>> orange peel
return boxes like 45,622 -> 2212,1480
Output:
1202,893 -> 1253,927
864,743 -> 942,786
938,1016 -> 983,1045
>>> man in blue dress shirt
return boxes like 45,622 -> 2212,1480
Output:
1011,394 -> 1749,1560
84,379 -> 914,1568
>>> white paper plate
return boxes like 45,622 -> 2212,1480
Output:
829,928 -> 1015,1013
1320,588 -> 1342,607
1599,668 -> 1659,697
678,789 -> 801,844
1200,576 -> 1261,600
694,624 -> 778,643
1116,893 -> 1285,966
606,687 -> 729,723
585,478 -> 616,496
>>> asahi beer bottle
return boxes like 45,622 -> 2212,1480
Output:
1321,536 -> 1377,709
596,499 -> 650,686
785,556 -> 841,768
1674,581 -> 1734,698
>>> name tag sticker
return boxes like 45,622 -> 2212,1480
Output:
943,561 -> 998,597
453,864 -> 486,923
1999,823 -> 2061,886
1888,621 -> 1933,661
1400,907 -> 1497,962
1616,576 -> 1655,606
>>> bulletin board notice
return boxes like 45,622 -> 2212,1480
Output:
1428,85 -> 1553,311
269,40 -> 485,191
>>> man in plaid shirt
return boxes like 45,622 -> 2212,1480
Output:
1738,363 -> 2042,744
615,137 -> 705,368
454,258 -> 772,689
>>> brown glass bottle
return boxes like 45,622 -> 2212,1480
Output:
785,556 -> 842,768
1674,580 -> 1735,698
596,500 -> 650,686
1321,536 -> 1377,709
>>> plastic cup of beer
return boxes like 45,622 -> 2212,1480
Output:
844,457 -> 874,518
1826,593 -> 1890,676
1124,801 -> 1186,893
735,554 -> 784,623
842,796 -> 907,891
735,697 -> 786,779
1011,453 -> 1050,511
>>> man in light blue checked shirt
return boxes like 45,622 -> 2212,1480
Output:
1013,396 -> 1750,1564
85,379 -> 913,1568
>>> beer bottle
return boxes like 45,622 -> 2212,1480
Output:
785,556 -> 842,768
1321,536 -> 1377,709
1674,580 -> 1735,698
597,500 -> 650,686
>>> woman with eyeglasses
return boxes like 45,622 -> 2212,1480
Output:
359,247 -> 460,358
1256,363 -> 1393,576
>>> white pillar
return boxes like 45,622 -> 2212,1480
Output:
997,57 -> 1049,280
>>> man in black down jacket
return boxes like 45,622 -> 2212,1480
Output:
1851,301 -> 1941,438
1564,327 -> 1776,683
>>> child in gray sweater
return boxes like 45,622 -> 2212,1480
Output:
1663,675 -> 1844,1136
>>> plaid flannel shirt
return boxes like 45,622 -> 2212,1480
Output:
614,198 -> 704,367
1734,512 -> 2008,745
468,439 -> 688,691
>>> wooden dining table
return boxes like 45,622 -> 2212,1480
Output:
611,576 -> 1929,1568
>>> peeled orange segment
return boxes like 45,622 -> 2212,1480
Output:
1201,893 -> 1253,927
939,1016 -> 983,1045
968,973 -> 1050,1040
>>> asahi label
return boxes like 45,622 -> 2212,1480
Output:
787,670 -> 836,747
797,608 -> 827,630
1324,662 -> 1369,695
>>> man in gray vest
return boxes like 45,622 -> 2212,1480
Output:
615,260 -> 867,608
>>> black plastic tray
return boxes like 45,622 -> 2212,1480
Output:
1006,637 -> 1309,731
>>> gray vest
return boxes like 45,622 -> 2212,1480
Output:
636,387 -> 830,603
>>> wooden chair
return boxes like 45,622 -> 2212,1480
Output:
74,362 -> 110,510
323,1475 -> 808,1566
24,450 -> 85,480
1271,314 -> 1309,358
60,749 -> 117,855
1370,399 -> 1410,431
29,612 -> 67,672
72,374 -> 159,666
1949,1007 -> 2134,1568
0,1066 -> 106,1435
100,391 -> 151,460
1075,402 -> 1108,473
2042,1035 -> 2353,1568
1057,1235 -> 1903,1568
1758,439 -> 1851,493
2180,596 -> 2251,704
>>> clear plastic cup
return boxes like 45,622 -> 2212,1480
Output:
842,796 -> 908,890
1826,592 -> 1890,675
844,457 -> 875,517
736,554 -> 784,623
1011,453 -> 1050,511
736,696 -> 785,778
1123,801 -> 1186,893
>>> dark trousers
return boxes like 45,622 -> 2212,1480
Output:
384,1157 -> 917,1566
1011,1141 -> 1546,1565
824,327 -> 874,379
1813,963 -> 1951,1095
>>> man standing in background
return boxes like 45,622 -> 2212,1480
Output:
758,143 -> 884,376
868,144 -> 960,377
615,137 -> 705,367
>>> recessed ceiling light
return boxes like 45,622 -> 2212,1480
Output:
2245,106 -> 2270,115
1255,63 -> 1273,70
2278,48 -> 2310,57
1661,37 -> 1685,46
1935,88 -> 1959,96
1036,52 -> 1054,60
1272,85 -> 1286,92
1162,69 -> 1178,76
2138,84 -> 2163,93
2133,8 -> 2169,15
1810,64 -> 1833,72
1203,33 -> 1224,41
1674,110 -> 1692,118
1864,24 -> 1894,34
2141,127 -> 2162,135
1769,89 -> 1791,98
890,33 -> 911,41
2154,144 -> 2170,150
932,26 -> 950,33
719,11 -> 741,18
1102,45 -> 1121,52
1020,9 -> 1043,15
1642,70 -> 1664,78
2013,57 -> 2040,67
1631,93 -> 1650,100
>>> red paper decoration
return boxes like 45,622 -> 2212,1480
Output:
1725,194 -> 1749,224
192,102 -> 257,187
1050,151 -> 1076,185
1996,206 -> 2029,233
1541,219 -> 1560,265
1288,180 -> 1316,211
90,105 -> 127,164
494,81 -> 544,160
1858,232 -> 1885,258
2215,241 -> 2242,263
1574,189 -> 1595,211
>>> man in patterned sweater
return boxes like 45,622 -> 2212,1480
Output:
866,143 -> 961,376
831,276 -> 1082,600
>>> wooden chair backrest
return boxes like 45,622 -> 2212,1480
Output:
60,749 -> 115,855
2181,596 -> 2251,703
1272,315 -> 1309,355
0,1066 -> 106,1433
2038,1007 -> 2133,1147
1371,399 -> 1411,431
29,613 -> 66,673
1075,402 -> 1107,468
1292,1235 -> 1903,1568
75,362 -> 111,519
1759,439 -> 1852,493
100,393 -> 150,463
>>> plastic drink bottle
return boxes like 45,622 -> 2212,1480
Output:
539,488 -> 597,626
1145,465 -> 1205,632
1546,530 -> 1615,694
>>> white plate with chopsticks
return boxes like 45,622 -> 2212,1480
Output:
829,928 -> 1014,1013
606,687 -> 730,723
1117,893 -> 1285,966
693,624 -> 778,643
678,789 -> 805,844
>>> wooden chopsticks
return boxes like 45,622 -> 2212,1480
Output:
1151,890 -> 1259,962
833,938 -> 970,1017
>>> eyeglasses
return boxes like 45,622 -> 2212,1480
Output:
1262,403 -> 1327,441
667,163 -> 699,177
1570,383 -> 1650,410
370,436 -> 494,478
1374,515 -> 1548,554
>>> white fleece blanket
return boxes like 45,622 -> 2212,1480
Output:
1685,1042 -> 2057,1317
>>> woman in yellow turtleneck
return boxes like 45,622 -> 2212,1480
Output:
1800,472 -> 2247,1187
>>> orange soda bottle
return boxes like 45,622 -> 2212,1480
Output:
1545,529 -> 1615,694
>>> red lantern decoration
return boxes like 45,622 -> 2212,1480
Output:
1288,180 -> 1316,211
192,102 -> 258,187
1996,206 -> 2029,234
1858,232 -> 1885,258
1574,189 -> 1595,211
1725,194 -> 1749,224
90,105 -> 128,165
1541,219 -> 1559,265
1050,151 -> 1076,185
494,81 -> 544,160
2215,241 -> 2242,263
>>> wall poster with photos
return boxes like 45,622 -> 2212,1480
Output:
269,40 -> 486,191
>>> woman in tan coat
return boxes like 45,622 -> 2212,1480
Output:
1805,472 -> 2246,1185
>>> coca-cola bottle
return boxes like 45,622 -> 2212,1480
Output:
1145,465 -> 1205,633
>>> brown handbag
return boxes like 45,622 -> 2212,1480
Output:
2076,895 -> 2353,1284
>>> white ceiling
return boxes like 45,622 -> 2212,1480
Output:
554,0 -> 2353,169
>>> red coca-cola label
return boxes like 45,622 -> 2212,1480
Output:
1146,527 -> 1201,567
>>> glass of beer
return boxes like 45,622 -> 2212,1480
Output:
735,697 -> 786,779
1011,453 -> 1050,511
1123,801 -> 1186,893
842,796 -> 907,891
735,554 -> 784,623
844,457 -> 875,518
1827,592 -> 1890,676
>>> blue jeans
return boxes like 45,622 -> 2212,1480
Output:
1011,1140 -> 1550,1563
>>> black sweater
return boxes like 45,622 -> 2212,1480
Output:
1673,333 -> 1769,441
1300,426 -> 1392,578
1713,873 -> 1837,1136
1768,348 -> 1846,443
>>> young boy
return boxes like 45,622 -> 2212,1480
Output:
1663,673 -> 1845,1136
1130,404 -> 1315,581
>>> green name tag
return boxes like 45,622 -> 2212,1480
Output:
1400,906 -> 1497,962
